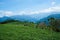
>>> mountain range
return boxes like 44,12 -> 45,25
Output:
0,12 -> 60,23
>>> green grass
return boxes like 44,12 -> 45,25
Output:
0,22 -> 60,40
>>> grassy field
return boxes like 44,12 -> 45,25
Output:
0,22 -> 60,40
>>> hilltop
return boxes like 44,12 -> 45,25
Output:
0,22 -> 60,40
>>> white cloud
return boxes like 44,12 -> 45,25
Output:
0,6 -> 60,17
39,8 -> 53,13
0,10 -> 14,17
18,6 -> 60,15
19,11 -> 26,15
39,6 -> 60,13
4,11 -> 13,16
51,1 -> 56,6
0,11 -> 4,17
18,10 -> 37,15
52,6 -> 60,12
35,6 -> 60,13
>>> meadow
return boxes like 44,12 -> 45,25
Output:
0,22 -> 60,40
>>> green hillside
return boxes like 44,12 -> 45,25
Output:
0,22 -> 60,40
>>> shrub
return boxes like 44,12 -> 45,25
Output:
48,17 -> 60,32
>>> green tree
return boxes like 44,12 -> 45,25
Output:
48,17 -> 60,32
36,21 -> 47,29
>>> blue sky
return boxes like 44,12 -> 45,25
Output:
0,0 -> 60,17
0,0 -> 52,11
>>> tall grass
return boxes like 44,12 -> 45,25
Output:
0,22 -> 60,40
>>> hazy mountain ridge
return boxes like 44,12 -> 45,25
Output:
39,14 -> 60,22
0,16 -> 11,22
0,12 -> 60,23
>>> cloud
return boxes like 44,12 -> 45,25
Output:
4,11 -> 14,16
18,10 -> 37,15
51,1 -> 56,6
34,6 -> 60,13
17,6 -> 60,15
0,10 -> 4,17
0,10 -> 14,17
0,6 -> 60,17
39,6 -> 60,13
52,6 -> 60,12
19,6 -> 60,15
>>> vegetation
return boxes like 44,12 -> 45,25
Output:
0,22 -> 60,40
36,22 -> 47,29
36,17 -> 60,32
0,17 -> 60,40
48,17 -> 60,32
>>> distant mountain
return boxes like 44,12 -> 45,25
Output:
0,16 -> 13,23
0,12 -> 60,23
38,14 -> 60,24
11,13 -> 51,23
30,12 -> 60,20
11,15 -> 37,23
0,16 -> 9,22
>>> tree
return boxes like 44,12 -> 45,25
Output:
36,21 -> 47,29
48,17 -> 60,32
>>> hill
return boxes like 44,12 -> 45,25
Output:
0,13 -> 60,40
38,14 -> 60,23
0,16 -> 14,23
0,13 -> 60,23
11,15 -> 37,23
0,22 -> 60,40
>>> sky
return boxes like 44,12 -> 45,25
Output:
0,0 -> 60,17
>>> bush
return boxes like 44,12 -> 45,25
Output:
48,17 -> 60,32
36,22 -> 47,29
